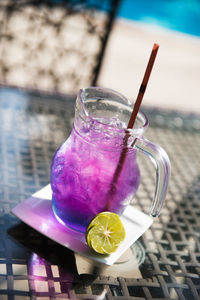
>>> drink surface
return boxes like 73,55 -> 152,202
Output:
51,119 -> 140,232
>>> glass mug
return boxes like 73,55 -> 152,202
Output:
50,87 -> 170,232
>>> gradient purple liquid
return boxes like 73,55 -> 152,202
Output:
51,125 -> 140,232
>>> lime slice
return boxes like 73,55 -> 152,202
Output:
86,212 -> 126,254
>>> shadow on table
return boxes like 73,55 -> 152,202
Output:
139,174 -> 200,299
8,218 -> 106,297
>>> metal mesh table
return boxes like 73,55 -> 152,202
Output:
0,86 -> 200,299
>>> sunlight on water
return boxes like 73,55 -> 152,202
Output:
117,0 -> 200,37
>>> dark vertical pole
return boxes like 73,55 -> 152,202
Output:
92,0 -> 120,86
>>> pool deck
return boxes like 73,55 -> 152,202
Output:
98,19 -> 200,113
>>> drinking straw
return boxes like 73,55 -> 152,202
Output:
105,43 -> 159,209
127,43 -> 159,129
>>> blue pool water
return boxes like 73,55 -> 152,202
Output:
117,0 -> 200,37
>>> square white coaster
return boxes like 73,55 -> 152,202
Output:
12,184 -> 153,265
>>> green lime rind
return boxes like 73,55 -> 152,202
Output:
86,211 -> 126,255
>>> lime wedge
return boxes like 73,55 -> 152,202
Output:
86,212 -> 126,254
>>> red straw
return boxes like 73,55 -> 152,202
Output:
127,43 -> 159,129
105,43 -> 159,209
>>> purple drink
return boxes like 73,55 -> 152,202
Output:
50,87 -> 170,232
51,120 -> 140,233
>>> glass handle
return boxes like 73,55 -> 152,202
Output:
135,137 -> 171,217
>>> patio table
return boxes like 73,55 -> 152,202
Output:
0,86 -> 200,300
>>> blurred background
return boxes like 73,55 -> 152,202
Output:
99,0 -> 200,113
0,0 -> 200,113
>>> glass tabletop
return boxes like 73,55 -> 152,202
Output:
0,86 -> 200,299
